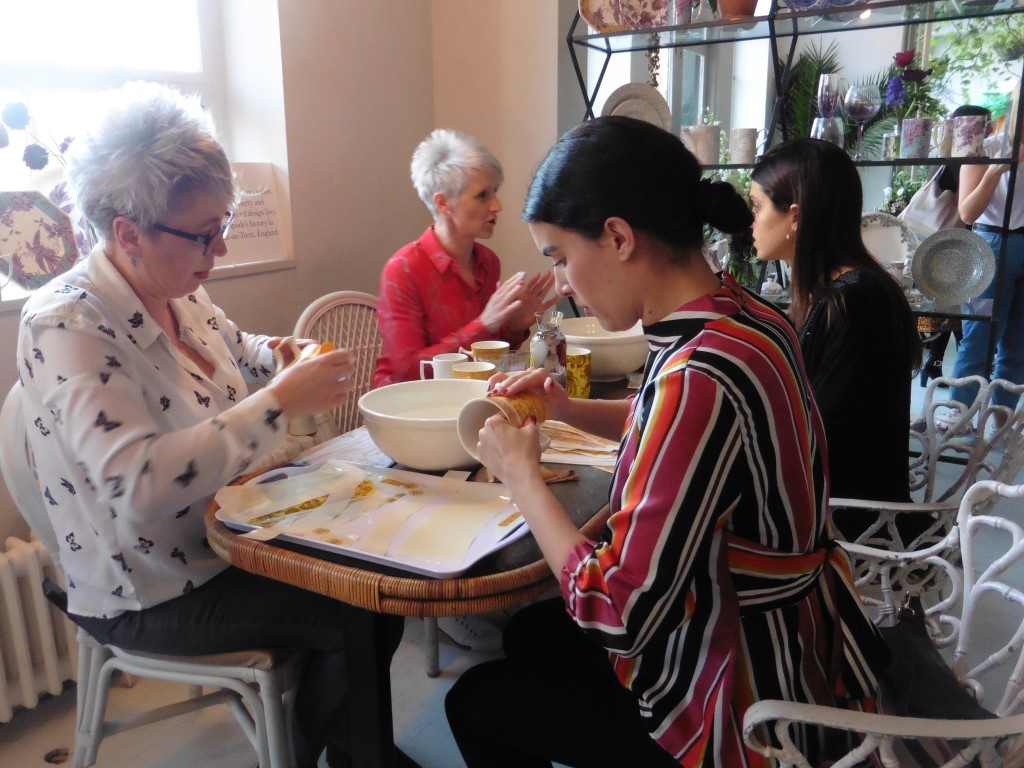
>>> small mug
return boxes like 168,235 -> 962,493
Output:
457,392 -> 548,461
461,340 -> 510,364
419,352 -> 468,380
932,118 -> 953,157
565,346 -> 592,399
452,361 -> 496,381
951,114 -> 989,158
729,127 -> 765,164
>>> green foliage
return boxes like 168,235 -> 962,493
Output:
878,168 -> 928,217
777,41 -> 842,140
931,14 -> 1024,102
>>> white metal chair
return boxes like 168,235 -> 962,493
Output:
0,383 -> 303,768
744,479 -> 1024,767
832,376 -> 1024,614
293,290 -> 383,436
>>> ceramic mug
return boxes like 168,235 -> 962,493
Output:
729,128 -> 764,164
899,117 -> 932,160
419,352 -> 468,380
452,361 -> 496,381
951,114 -> 989,158
680,125 -> 721,166
565,346 -> 592,399
932,119 -> 953,157
461,340 -> 510,365
457,392 -> 547,461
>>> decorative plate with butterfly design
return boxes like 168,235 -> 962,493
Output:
0,190 -> 80,291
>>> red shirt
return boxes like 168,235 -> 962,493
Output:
373,226 -> 528,387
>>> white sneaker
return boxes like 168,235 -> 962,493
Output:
437,615 -> 503,652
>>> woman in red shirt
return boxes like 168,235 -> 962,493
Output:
373,129 -> 555,387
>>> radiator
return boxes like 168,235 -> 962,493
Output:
0,535 -> 77,723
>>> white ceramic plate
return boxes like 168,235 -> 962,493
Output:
601,83 -> 671,131
860,212 -> 919,265
215,461 -> 530,578
0,191 -> 80,290
911,228 -> 996,305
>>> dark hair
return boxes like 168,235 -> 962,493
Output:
523,116 -> 752,261
937,105 -> 993,192
752,139 -> 881,324
751,138 -> 920,366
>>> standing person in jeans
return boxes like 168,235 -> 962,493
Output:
916,105 -> 991,388
951,94 -> 1024,426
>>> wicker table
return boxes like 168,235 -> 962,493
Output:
204,462 -> 612,768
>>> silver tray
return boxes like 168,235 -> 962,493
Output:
911,228 -> 995,305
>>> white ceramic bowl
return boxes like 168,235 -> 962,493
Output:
561,317 -> 648,382
358,379 -> 489,470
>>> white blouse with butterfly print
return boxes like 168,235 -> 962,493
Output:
16,245 -> 289,619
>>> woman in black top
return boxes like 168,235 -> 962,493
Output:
749,139 -> 921,532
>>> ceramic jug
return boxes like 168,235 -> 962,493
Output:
680,125 -> 721,166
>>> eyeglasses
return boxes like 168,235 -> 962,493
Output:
152,211 -> 235,256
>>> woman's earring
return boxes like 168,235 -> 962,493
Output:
785,233 -> 791,241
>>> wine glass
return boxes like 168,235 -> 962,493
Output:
816,74 -> 842,119
843,84 -> 882,161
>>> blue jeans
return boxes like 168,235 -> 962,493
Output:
951,229 -> 1024,409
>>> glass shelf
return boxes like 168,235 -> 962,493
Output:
569,0 -> 1024,53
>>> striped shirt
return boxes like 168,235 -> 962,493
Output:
559,274 -> 882,766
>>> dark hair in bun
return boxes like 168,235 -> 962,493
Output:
523,116 -> 752,260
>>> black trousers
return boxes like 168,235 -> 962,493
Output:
75,566 -> 404,768
444,598 -> 680,768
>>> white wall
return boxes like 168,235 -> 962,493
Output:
431,1 -> 563,279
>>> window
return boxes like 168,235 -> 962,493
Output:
0,1 -> 288,301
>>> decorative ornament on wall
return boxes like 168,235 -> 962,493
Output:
0,191 -> 81,293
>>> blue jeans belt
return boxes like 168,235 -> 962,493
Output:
974,223 -> 1024,235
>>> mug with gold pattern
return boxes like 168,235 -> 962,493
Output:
452,361 -> 497,381
566,346 -> 591,399
461,340 -> 510,365
457,391 -> 547,461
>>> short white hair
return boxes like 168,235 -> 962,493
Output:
410,129 -> 503,218
66,81 -> 235,243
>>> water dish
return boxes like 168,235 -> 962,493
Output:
601,83 -> 671,131
860,211 -> 918,266
911,228 -> 996,305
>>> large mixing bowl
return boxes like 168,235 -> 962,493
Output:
358,379 -> 488,470
561,317 -> 648,382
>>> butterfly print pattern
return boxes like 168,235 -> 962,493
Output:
15,248 -> 288,617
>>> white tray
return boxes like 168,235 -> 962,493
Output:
215,461 -> 529,578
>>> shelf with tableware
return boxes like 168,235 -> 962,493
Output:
568,0 -> 1024,329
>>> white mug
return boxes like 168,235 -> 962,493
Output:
419,352 -> 468,380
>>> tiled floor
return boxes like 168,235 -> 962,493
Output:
0,613 -> 508,768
